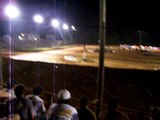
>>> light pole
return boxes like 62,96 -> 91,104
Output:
82,43 -> 86,61
33,14 -> 44,48
51,19 -> 60,46
62,24 -> 76,45
72,28 -> 86,61
62,23 -> 70,44
33,14 -> 43,88
96,0 -> 106,118
0,35 -> 2,89
4,5 -> 20,51
138,30 -> 144,45
70,25 -> 76,43
2,4 -> 20,88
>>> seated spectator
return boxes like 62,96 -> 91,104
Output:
151,106 -> 160,120
5,84 -> 35,120
0,80 -> 17,118
98,97 -> 129,120
26,86 -> 46,120
2,80 -> 17,99
8,113 -> 21,120
47,89 -> 78,120
77,96 -> 97,120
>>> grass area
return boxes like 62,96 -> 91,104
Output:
15,45 -> 75,52
21,47 -> 53,52
144,59 -> 160,64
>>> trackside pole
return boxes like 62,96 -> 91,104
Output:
0,22 -> 3,89
0,42 -> 3,89
96,0 -> 106,118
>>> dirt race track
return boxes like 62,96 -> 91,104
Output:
1,45 -> 160,120
8,45 -> 160,70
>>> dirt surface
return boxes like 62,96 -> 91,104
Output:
5,45 -> 160,70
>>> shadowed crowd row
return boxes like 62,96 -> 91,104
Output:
0,81 -> 159,120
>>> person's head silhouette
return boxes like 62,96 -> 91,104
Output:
108,97 -> 119,111
80,96 -> 89,108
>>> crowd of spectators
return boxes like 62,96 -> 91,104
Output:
0,81 -> 159,120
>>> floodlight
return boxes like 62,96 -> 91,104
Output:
5,5 -> 20,19
33,15 -> 44,23
71,25 -> 76,31
63,23 -> 69,30
18,36 -> 23,40
21,33 -> 25,37
51,19 -> 60,28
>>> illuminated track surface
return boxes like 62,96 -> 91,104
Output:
9,45 -> 160,71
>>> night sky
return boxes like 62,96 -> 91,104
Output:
107,0 -> 159,32
0,0 -> 159,44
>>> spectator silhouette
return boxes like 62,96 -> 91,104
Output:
2,80 -> 17,99
5,84 -> 35,120
151,106 -> 160,120
26,86 -> 46,120
137,112 -> 144,120
99,97 -> 129,120
47,89 -> 78,120
77,96 -> 96,120
0,80 -> 17,118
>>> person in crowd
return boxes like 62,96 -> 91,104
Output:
150,106 -> 160,120
2,80 -> 17,99
0,80 -> 17,118
77,96 -> 96,120
137,112 -> 145,120
98,97 -> 129,120
47,89 -> 78,120
26,86 -> 46,120
5,84 -> 35,120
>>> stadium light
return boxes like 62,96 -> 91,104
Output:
50,19 -> 76,45
4,5 -> 20,19
51,19 -> 60,46
33,15 -> 44,24
71,25 -> 76,31
51,19 -> 60,28
3,5 -> 20,88
62,23 -> 69,30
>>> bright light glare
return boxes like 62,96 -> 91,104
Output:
18,36 -> 23,40
51,19 -> 60,28
5,5 -> 20,19
63,23 -> 69,30
21,33 -> 25,36
34,38 -> 37,41
33,15 -> 43,23
71,25 -> 76,31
